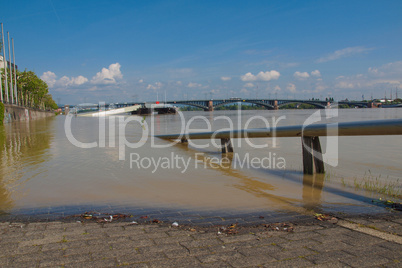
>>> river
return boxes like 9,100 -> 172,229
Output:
0,108 -> 401,218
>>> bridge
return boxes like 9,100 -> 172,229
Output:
69,99 -> 376,111
163,99 -> 374,111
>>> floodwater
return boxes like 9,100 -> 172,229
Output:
0,108 -> 401,217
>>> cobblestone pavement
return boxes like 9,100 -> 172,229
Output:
0,213 -> 401,267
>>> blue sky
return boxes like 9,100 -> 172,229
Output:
2,0 -> 402,104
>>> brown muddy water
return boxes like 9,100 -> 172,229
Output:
0,108 -> 401,218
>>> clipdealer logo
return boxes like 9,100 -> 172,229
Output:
64,102 -> 339,171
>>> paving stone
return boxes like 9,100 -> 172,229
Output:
271,247 -> 317,260
314,227 -> 354,237
312,260 -> 352,267
277,238 -> 320,250
292,225 -> 325,232
219,234 -> 258,244
308,241 -> 354,253
149,256 -> 202,268
117,251 -> 166,264
13,245 -> 42,255
91,248 -> 135,259
164,246 -> 211,258
0,243 -> 19,257
200,260 -> 232,268
227,254 -> 277,267
305,251 -> 354,265
0,256 -> 14,266
310,233 -> 353,243
283,231 -> 322,241
238,245 -> 282,256
263,257 -> 314,268
197,251 -> 243,264
61,253 -> 93,264
180,238 -> 223,248
137,243 -> 184,254
0,215 -> 401,267
340,255 -> 391,267
153,235 -> 194,245
11,259 -> 39,268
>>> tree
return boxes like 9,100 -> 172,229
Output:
0,68 -> 58,110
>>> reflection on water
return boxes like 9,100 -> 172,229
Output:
0,118 -> 54,213
0,108 -> 401,216
302,174 -> 325,210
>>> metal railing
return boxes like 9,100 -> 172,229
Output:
156,118 -> 402,174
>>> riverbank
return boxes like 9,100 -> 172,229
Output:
2,104 -> 54,124
0,212 -> 400,267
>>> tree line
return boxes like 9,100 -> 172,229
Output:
1,68 -> 58,110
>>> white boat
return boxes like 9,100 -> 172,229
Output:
77,104 -> 141,117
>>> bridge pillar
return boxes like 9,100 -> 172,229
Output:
326,102 -> 331,108
274,100 -> 278,110
208,100 -> 214,111
302,136 -> 325,174
367,102 -> 375,108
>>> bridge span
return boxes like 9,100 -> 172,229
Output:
166,99 -> 374,111
72,99 -> 375,111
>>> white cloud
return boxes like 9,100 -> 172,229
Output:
241,72 -> 256,81
241,70 -> 280,81
138,79 -> 144,83
244,83 -> 255,88
70,76 -> 88,86
274,85 -> 281,92
187,82 -> 202,88
91,63 -> 123,84
257,70 -> 280,81
294,71 -> 310,80
146,82 -> 163,90
368,61 -> 402,77
41,71 -> 57,87
334,61 -> 402,91
176,81 -> 182,85
221,76 -> 231,81
317,46 -> 373,63
311,70 -> 321,77
287,83 -> 296,93
41,71 -> 88,88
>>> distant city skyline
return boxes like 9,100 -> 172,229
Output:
2,0 -> 402,104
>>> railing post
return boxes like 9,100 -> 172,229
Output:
302,136 -> 325,174
312,136 -> 325,173
302,136 -> 314,174
220,138 -> 233,153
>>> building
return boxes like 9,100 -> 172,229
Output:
0,55 -> 18,70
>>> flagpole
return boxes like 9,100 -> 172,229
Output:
7,32 -> 14,104
12,38 -> 18,105
1,23 -> 9,103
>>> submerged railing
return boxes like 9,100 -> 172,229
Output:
156,118 -> 402,174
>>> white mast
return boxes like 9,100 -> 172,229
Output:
7,32 -> 14,104
1,23 -> 9,103
12,38 -> 17,105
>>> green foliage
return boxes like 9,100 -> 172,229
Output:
279,103 -> 316,109
179,106 -> 203,111
1,68 -> 57,110
215,104 -> 266,110
0,102 -> 4,125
